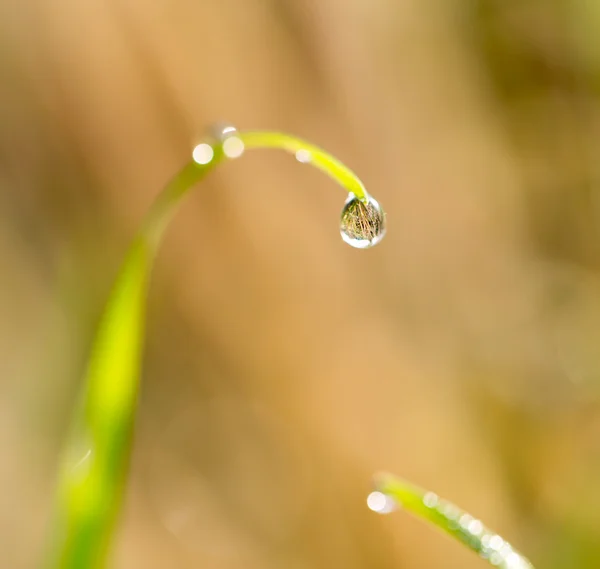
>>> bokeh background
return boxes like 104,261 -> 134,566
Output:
2,0 -> 600,567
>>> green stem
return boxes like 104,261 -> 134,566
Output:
45,129 -> 370,569
240,131 -> 368,202
143,130 -> 369,246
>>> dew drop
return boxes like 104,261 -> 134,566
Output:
366,491 -> 396,514
209,122 -> 238,140
208,122 -> 245,158
192,143 -> 214,165
295,149 -> 312,163
423,492 -> 439,508
223,136 -> 245,158
468,519 -> 483,536
340,193 -> 386,249
459,514 -> 474,529
62,432 -> 94,483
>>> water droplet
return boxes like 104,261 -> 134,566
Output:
505,552 -> 526,568
63,433 -> 94,483
209,123 -> 238,140
468,519 -> 483,536
439,501 -> 460,521
340,194 -> 386,249
223,137 -> 244,158
366,491 -> 396,514
489,535 -> 504,551
295,149 -> 312,163
423,492 -> 439,508
209,123 -> 245,159
192,143 -> 214,165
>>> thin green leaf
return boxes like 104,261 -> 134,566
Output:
45,128 -> 375,569
372,472 -> 535,569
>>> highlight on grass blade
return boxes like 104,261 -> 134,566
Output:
369,472 -> 535,569
45,124 -> 385,569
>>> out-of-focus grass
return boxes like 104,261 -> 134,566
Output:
373,473 -> 535,568
44,129 -> 375,569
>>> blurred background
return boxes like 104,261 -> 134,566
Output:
1,0 -> 600,567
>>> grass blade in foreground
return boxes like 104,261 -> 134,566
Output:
45,125 -> 385,569
370,473 -> 534,568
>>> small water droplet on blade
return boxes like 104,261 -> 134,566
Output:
340,194 -> 386,249
423,492 -> 439,508
192,143 -> 214,165
208,123 -> 245,158
63,433 -> 94,481
223,136 -> 244,158
209,123 -> 238,139
366,491 -> 396,514
295,149 -> 312,163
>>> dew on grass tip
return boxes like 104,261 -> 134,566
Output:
340,193 -> 386,249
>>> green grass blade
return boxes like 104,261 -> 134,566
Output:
240,131 -> 368,201
45,128 -> 374,569
372,472 -> 535,569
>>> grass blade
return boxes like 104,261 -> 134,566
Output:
45,128 -> 374,569
371,472 -> 535,569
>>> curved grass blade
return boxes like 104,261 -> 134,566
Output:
45,128 -> 374,569
371,473 -> 535,569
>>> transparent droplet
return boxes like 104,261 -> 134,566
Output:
489,535 -> 504,551
208,122 -> 245,158
340,193 -> 386,249
366,491 -> 397,514
192,143 -> 214,165
209,122 -> 238,140
295,149 -> 312,163
223,136 -> 245,158
62,432 -> 94,484
423,491 -> 439,508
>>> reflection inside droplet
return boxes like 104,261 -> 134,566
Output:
366,491 -> 396,514
209,123 -> 238,140
340,193 -> 386,249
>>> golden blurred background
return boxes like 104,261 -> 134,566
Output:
2,0 -> 600,567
